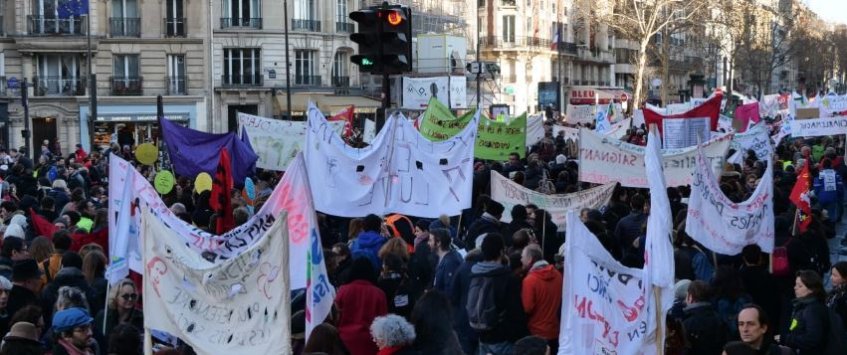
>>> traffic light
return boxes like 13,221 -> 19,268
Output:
349,5 -> 412,74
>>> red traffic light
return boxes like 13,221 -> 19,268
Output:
385,10 -> 403,26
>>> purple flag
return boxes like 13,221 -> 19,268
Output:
159,117 -> 258,186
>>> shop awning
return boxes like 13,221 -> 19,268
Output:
272,92 -> 382,116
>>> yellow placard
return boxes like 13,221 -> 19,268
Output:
135,143 -> 158,165
154,170 -> 175,195
194,172 -> 213,193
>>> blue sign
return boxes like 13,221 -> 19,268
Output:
7,77 -> 18,89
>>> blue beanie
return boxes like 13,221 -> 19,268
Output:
52,307 -> 93,333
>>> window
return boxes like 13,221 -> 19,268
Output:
35,54 -> 82,95
336,0 -> 346,23
111,0 -> 139,36
112,54 -> 141,94
167,54 -> 186,94
223,48 -> 261,85
295,50 -> 317,85
222,0 -> 260,27
332,52 -> 348,86
502,15 -> 515,43
31,0 -> 82,34
165,0 -> 185,36
294,0 -> 315,20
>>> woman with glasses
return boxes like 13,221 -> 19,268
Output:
93,278 -> 142,351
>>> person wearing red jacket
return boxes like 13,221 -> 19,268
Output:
335,257 -> 388,355
74,144 -> 87,163
520,244 -> 563,351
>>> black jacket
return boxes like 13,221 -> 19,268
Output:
783,296 -> 828,354
468,261 -> 528,344
827,285 -> 847,330
682,302 -> 727,355
6,285 -> 37,321
464,215 -> 505,250
40,267 -> 97,330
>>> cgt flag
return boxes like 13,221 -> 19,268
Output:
790,160 -> 812,233
210,147 -> 235,234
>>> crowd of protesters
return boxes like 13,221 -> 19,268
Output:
0,97 -> 845,355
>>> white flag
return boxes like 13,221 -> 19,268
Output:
106,167 -> 135,285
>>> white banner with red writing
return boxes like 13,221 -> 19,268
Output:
728,123 -> 774,164
686,145 -> 775,254
238,112 -> 344,171
490,171 -> 615,229
559,212 -> 660,354
142,208 -> 291,354
578,128 -> 732,188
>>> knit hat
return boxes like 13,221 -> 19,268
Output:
52,307 -> 93,333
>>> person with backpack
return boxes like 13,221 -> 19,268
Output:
466,233 -> 527,355
723,304 -> 795,355
682,280 -> 727,355
350,214 -> 388,272
782,270 -> 839,355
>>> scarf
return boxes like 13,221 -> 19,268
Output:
57,338 -> 94,355
827,284 -> 847,308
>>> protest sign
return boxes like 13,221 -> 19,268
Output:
305,104 -> 478,218
526,114 -> 545,147
643,93 -> 722,135
238,112 -> 344,171
566,104 -> 595,124
686,145 -> 775,254
579,129 -> 732,188
553,125 -> 580,142
418,98 -> 526,160
790,116 -> 847,137
490,171 -> 615,229
661,117 -> 710,149
728,123 -> 773,164
605,118 -> 632,140
821,95 -> 847,117
363,119 -> 376,143
401,76 -> 450,109
142,208 -> 290,354
559,212 -> 661,354
633,109 -> 645,128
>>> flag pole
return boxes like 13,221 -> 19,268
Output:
86,3 -> 96,153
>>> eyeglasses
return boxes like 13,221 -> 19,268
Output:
120,293 -> 138,301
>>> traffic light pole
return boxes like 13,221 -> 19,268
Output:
377,2 -> 388,131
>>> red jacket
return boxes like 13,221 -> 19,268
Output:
335,280 -> 388,355
521,264 -> 563,340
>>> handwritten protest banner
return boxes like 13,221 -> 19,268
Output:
566,104 -> 595,125
728,123 -> 773,164
578,128 -> 732,188
526,114 -> 545,147
238,112 -> 344,171
490,171 -> 615,229
142,208 -> 290,354
790,116 -> 847,137
418,98 -> 526,160
820,95 -> 847,117
559,212 -> 660,354
686,145 -> 775,254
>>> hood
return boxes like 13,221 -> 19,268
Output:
356,231 -> 386,248
529,264 -> 559,281
471,260 -> 509,276
9,215 -> 27,229
54,267 -> 85,282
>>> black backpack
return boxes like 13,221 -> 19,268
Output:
465,274 -> 502,331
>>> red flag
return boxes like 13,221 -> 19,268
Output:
29,208 -> 58,240
70,227 -> 109,257
643,93 -> 723,135
210,147 -> 235,234
790,161 -> 812,233
329,105 -> 355,137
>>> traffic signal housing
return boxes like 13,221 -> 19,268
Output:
349,5 -> 412,74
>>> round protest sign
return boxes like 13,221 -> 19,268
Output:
135,143 -> 158,165
194,172 -> 213,193
154,170 -> 175,195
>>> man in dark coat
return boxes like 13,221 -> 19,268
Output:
464,201 -> 506,250
682,281 -> 727,355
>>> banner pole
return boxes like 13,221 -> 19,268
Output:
653,286 -> 664,355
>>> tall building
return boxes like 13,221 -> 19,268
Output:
4,0 -> 210,156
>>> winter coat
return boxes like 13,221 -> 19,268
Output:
335,280 -> 388,355
41,267 -> 97,330
350,231 -> 387,272
614,211 -> 647,261
464,214 -> 505,250
432,250 -> 463,295
682,302 -> 727,355
813,169 -> 843,204
450,258 -> 479,355
827,285 -> 847,330
469,261 -> 528,344
377,271 -> 417,319
783,296 -> 828,354
521,263 -> 562,340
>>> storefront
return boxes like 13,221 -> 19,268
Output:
79,101 -> 201,153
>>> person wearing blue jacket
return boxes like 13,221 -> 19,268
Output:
429,228 -> 463,295
349,214 -> 388,273
813,158 -> 843,222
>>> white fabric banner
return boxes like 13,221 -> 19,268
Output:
567,104 -> 595,125
238,112 -> 344,171
606,118 -> 632,140
108,154 -> 313,289
142,208 -> 291,355
559,212 -> 661,355
553,125 -> 580,142
633,109 -> 645,128
105,166 -> 136,285
728,123 -> 774,164
579,129 -> 732,188
450,76 -> 468,109
401,76 -> 450,110
363,119 -> 376,143
686,145 -> 775,254
490,171 -> 615,229
304,103 -> 478,218
526,115 -> 546,147
718,114 -> 733,132
790,116 -> 847,137
820,95 -> 847,117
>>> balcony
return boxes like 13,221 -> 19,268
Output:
110,76 -> 143,96
481,36 -> 552,50
33,76 -> 85,96
27,16 -> 84,35
110,18 -> 141,37
331,76 -> 350,87
292,19 -> 321,32
336,21 -> 354,33
295,75 -> 321,86
166,75 -> 187,95
554,42 -> 578,55
220,18 -> 262,29
221,73 -> 263,87
164,18 -> 186,37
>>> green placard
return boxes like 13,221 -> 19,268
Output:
419,98 -> 526,161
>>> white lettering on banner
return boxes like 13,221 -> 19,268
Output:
108,154 -> 313,289
685,146 -> 775,255
490,171 -> 615,229
559,213 -> 660,355
790,116 -> 847,137
238,112 -> 344,171
304,103 -> 478,218
142,208 -> 290,354
728,123 -> 774,164
578,129 -> 732,188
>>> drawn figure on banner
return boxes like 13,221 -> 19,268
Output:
146,256 -> 168,297
258,262 -> 281,300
